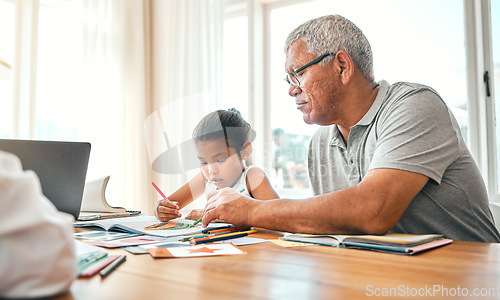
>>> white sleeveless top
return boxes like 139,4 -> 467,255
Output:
205,165 -> 254,197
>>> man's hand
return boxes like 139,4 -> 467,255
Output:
202,188 -> 256,227
156,200 -> 181,222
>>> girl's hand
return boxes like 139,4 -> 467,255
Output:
156,200 -> 181,222
185,209 -> 203,220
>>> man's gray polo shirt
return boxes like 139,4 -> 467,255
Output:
308,80 -> 500,242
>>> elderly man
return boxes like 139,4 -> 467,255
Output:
202,15 -> 500,242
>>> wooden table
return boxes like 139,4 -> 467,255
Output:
59,230 -> 500,299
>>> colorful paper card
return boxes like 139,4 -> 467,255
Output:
148,243 -> 246,258
269,239 -> 314,247
87,236 -> 160,248
75,230 -> 140,241
214,236 -> 268,246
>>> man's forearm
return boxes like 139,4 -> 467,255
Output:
248,195 -> 361,234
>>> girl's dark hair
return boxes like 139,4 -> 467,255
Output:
192,108 -> 256,151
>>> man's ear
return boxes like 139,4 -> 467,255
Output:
336,50 -> 354,84
240,142 -> 253,160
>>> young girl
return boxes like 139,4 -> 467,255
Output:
155,108 -> 279,222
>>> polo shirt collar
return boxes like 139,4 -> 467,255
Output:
329,125 -> 345,148
329,80 -> 389,148
355,80 -> 389,126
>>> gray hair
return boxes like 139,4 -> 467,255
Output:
284,15 -> 374,81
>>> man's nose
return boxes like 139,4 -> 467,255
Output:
288,85 -> 301,97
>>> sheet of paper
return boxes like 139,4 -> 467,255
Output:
75,230 -> 140,241
269,239 -> 314,247
213,236 -> 269,246
122,236 -> 193,254
149,243 -> 246,258
86,236 -> 162,248
74,239 -> 106,258
122,246 -> 150,255
141,241 -> 191,249
122,239 -> 191,254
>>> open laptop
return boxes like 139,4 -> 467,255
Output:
0,139 -> 91,219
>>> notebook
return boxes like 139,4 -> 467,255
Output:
281,233 -> 452,255
0,139 -> 91,219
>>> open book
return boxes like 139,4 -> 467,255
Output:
74,215 -> 233,238
281,233 -> 452,255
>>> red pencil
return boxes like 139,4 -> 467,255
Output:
152,182 -> 171,203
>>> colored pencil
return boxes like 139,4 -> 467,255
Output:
179,228 -> 254,242
179,233 -> 212,242
191,230 -> 257,244
77,252 -> 108,274
201,226 -> 251,234
152,182 -> 171,203
192,217 -> 202,226
79,255 -> 120,278
190,229 -> 257,244
195,229 -> 256,241
100,255 -> 126,278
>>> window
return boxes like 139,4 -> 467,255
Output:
268,0 -> 467,198
35,0 -> 127,206
222,13 -> 249,117
0,0 -> 14,138
36,0 -> 83,142
492,0 -> 500,195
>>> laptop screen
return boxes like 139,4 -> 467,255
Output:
0,139 -> 91,219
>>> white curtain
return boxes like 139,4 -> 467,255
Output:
146,0 -> 224,214
82,0 -> 225,215
81,0 -> 151,214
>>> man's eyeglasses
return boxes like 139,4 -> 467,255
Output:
284,52 -> 337,88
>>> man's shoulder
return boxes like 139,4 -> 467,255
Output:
384,81 -> 442,102
385,80 -> 435,90
377,81 -> 447,117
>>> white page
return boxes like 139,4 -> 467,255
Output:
74,239 -> 105,258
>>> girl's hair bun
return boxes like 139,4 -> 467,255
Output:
193,108 -> 255,150
227,108 -> 241,115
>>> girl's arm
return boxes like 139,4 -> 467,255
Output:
156,172 -> 206,221
245,167 -> 279,200
167,172 -> 206,209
